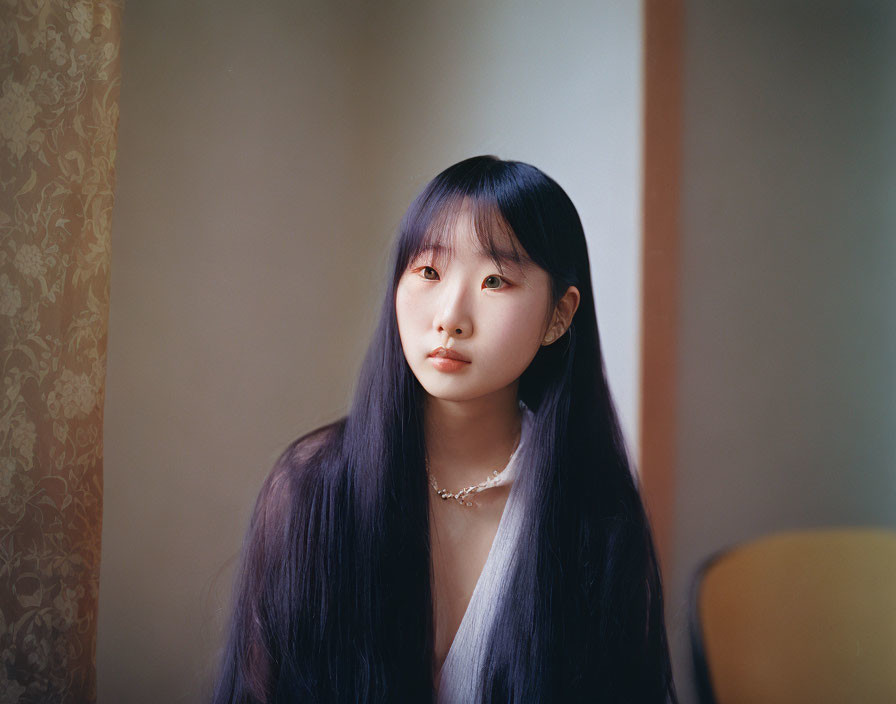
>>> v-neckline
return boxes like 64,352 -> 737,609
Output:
432,401 -> 532,694
437,478 -> 516,674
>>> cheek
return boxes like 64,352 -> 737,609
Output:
482,298 -> 547,360
394,282 -> 425,340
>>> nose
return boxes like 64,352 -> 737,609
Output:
434,281 -> 473,339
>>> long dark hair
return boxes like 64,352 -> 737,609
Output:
211,155 -> 677,703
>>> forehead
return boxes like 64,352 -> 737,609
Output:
413,241 -> 522,265
412,200 -> 533,270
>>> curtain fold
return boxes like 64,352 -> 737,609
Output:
1,1 -> 122,701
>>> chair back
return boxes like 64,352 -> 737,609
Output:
690,527 -> 896,704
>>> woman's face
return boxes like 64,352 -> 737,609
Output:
394,205 -> 554,403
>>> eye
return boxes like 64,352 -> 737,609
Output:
483,275 -> 508,290
420,266 -> 439,281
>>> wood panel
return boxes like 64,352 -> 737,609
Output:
640,0 -> 683,579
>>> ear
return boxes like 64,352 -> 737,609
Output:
541,286 -> 581,345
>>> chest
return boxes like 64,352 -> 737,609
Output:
429,487 -> 510,680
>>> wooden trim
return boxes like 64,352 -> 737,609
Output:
640,0 -> 683,580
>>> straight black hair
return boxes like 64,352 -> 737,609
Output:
211,155 -> 677,702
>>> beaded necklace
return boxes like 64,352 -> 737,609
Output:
425,428 -> 521,508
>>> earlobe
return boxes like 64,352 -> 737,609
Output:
541,318 -> 566,346
542,323 -> 568,346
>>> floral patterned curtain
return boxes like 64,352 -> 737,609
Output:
0,1 -> 121,701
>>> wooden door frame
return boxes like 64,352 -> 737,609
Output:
640,0 -> 682,580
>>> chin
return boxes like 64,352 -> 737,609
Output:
420,378 -> 504,404
417,377 -> 474,401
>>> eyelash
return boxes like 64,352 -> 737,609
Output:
415,265 -> 510,290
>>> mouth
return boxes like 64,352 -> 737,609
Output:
428,346 -> 471,363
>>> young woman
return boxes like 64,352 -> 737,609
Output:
211,156 -> 677,703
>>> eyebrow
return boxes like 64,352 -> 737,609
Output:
416,242 -> 531,267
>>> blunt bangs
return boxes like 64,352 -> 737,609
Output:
394,174 -> 538,288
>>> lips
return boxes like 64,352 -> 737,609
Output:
428,346 -> 471,363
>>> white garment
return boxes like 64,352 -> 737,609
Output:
435,402 -> 534,703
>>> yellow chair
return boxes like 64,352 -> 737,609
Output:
689,527 -> 896,704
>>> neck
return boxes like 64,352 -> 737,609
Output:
423,383 -> 523,492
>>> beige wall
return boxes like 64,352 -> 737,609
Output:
98,1 -> 643,700
98,2 -> 373,700
670,2 -> 896,700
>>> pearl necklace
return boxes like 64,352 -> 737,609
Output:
425,431 -> 521,508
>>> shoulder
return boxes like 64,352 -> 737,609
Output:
253,417 -> 345,525
276,418 -> 344,478
256,418 -> 345,512
292,419 -> 344,466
